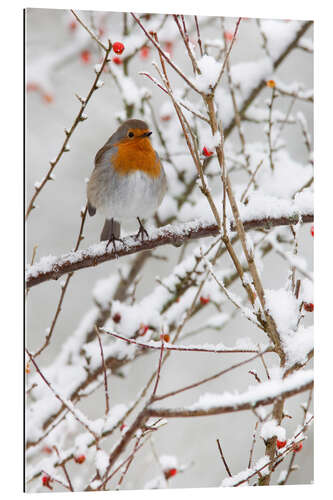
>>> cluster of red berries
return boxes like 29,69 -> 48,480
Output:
112,41 -> 125,65
80,41 -> 126,66
303,302 -> 314,312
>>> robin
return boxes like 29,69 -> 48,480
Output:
87,119 -> 167,249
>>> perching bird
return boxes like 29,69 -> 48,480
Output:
87,119 -> 167,250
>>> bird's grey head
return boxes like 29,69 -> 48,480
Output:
110,119 -> 152,145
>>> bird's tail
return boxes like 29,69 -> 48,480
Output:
100,219 -> 121,242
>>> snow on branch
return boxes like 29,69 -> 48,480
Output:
147,369 -> 314,418
26,212 -> 313,288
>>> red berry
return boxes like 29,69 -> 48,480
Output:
202,146 -> 213,157
43,93 -> 53,104
140,46 -> 150,59
165,468 -> 177,479
81,50 -> 91,64
43,446 -> 53,454
293,442 -> 303,453
74,454 -> 86,464
69,20 -> 77,31
162,334 -> 170,343
266,80 -> 276,89
224,31 -> 233,41
113,42 -> 125,54
26,82 -> 39,92
42,475 -> 53,490
112,56 -> 122,65
113,312 -> 121,323
310,225 -> 314,237
303,302 -> 314,312
276,440 -> 287,449
164,41 -> 173,55
200,296 -> 210,305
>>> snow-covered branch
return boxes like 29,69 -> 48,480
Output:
147,370 -> 313,418
26,212 -> 313,288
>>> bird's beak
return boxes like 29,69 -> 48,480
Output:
142,131 -> 152,137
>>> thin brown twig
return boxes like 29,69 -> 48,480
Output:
194,16 -> 204,57
100,329 -> 260,354
26,348 -> 99,441
173,15 -> 200,75
267,86 -> 277,171
131,12 -> 202,95
152,352 -> 268,403
216,439 -> 232,477
95,326 -> 110,415
212,18 -> 242,92
53,446 -> 74,492
70,9 -> 108,51
25,43 -> 112,219
32,206 -> 88,358
151,337 -> 165,400
258,345 -> 271,380
240,159 -> 264,203
248,421 -> 259,469
116,436 -> 142,488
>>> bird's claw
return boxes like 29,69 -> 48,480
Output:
136,218 -> 149,241
106,235 -> 123,254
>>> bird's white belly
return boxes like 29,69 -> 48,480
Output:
100,170 -> 162,221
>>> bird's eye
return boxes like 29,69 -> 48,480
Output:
128,131 -> 134,138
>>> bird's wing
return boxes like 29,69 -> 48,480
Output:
86,139 -> 115,215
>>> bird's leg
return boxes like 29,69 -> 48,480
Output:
106,219 -> 123,253
136,217 -> 149,241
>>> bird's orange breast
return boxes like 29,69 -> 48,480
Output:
111,138 -> 161,178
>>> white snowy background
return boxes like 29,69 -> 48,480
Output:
25,8 -> 313,492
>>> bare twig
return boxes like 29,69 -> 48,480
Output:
131,13 -> 202,95
212,18 -> 242,92
217,439 -> 232,477
100,329 -> 260,354
31,206 -> 87,357
71,9 -> 108,51
95,326 -> 110,415
25,43 -> 112,219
